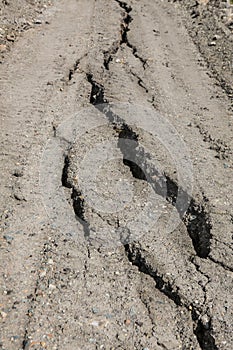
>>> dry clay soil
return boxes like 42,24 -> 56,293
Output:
0,1 -> 233,350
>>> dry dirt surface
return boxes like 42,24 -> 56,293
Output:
0,1 -> 233,350
0,0 -> 54,61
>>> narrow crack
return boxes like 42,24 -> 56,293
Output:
124,244 -> 218,350
191,257 -> 211,305
103,41 -> 120,70
114,0 -> 148,69
61,154 -> 90,238
68,58 -> 80,81
22,331 -> 29,350
208,256 -> 233,273
125,243 -> 182,307
130,69 -> 149,93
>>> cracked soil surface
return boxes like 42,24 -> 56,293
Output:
0,1 -> 233,349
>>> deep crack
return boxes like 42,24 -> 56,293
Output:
124,244 -> 182,307
194,319 -> 218,350
61,153 -> 90,238
85,74 -> 213,259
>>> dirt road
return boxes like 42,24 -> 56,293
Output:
0,1 -> 232,349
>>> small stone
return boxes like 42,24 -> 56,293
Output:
0,44 -> 6,52
49,284 -> 56,290
201,314 -> 210,329
124,319 -> 131,326
6,34 -> 15,42
208,41 -> 216,46
89,338 -> 96,343
39,270 -> 47,278
47,258 -> 54,265
34,19 -> 42,25
92,307 -> 99,314
0,311 -> 7,320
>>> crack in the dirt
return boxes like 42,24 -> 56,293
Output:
124,244 -> 218,350
208,256 -> 233,273
117,121 -> 212,259
194,318 -> 218,350
213,236 -> 233,251
183,198 -> 212,259
100,1 -> 149,72
125,243 -> 182,307
61,154 -> 90,238
114,0 -> 148,70
103,41 -> 120,70
22,331 -> 29,350
129,69 -> 149,93
68,58 -> 80,81
191,257 -> 211,308
57,15 -> 222,348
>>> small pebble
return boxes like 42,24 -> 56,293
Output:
92,307 -> 99,314
39,270 -> 47,278
34,19 -> 42,24
6,34 -> 15,42
0,311 -> 7,320
124,319 -> 131,326
89,338 -> 96,343
49,284 -> 56,290
47,258 -> 54,265
11,335 -> 20,341
0,44 -> 7,52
